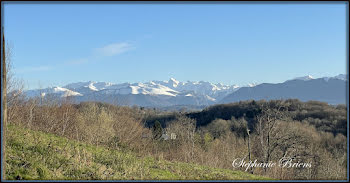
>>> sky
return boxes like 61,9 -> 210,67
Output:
2,2 -> 348,89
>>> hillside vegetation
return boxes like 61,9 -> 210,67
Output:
5,124 -> 270,180
5,95 -> 347,180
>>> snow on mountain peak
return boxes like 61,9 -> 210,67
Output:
168,78 -> 180,87
293,75 -> 314,81
62,90 -> 83,97
53,86 -> 67,92
323,74 -> 347,81
87,83 -> 98,91
286,75 -> 314,82
127,82 -> 179,96
205,95 -> 216,102
169,77 -> 178,82
24,74 -> 346,106
64,81 -> 115,93
26,78 -> 243,102
49,86 -> 83,97
333,74 -> 346,81
247,83 -> 258,87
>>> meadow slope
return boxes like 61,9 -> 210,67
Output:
5,124 -> 271,180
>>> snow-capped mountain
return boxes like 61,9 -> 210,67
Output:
63,81 -> 114,94
150,78 -> 240,101
289,74 -> 346,82
26,86 -> 83,98
25,78 -> 242,106
323,74 -> 347,81
291,75 -> 314,81
98,82 -> 180,96
24,74 -> 347,107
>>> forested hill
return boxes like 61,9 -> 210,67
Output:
145,99 -> 347,136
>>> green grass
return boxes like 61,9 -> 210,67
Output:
5,124 -> 272,180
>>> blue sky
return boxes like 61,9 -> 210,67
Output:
3,2 -> 348,89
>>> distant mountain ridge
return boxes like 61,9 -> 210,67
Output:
221,74 -> 347,105
25,78 -> 242,107
24,74 -> 347,107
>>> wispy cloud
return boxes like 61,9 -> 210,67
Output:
54,41 -> 134,69
15,66 -> 52,73
64,58 -> 89,65
95,42 -> 134,57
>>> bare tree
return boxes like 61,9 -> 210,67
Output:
255,100 -> 289,172
166,115 -> 196,162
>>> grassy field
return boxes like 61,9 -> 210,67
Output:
5,124 -> 271,180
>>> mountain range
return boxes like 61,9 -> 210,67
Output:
25,74 -> 347,107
